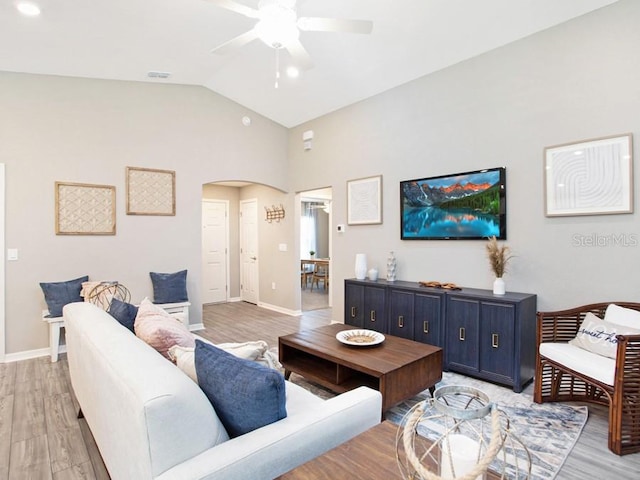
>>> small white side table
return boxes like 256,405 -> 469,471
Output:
42,310 -> 64,362
42,301 -> 191,362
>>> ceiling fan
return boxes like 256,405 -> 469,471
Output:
205,0 -> 373,71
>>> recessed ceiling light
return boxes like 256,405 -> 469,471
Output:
16,2 -> 41,16
286,66 -> 300,78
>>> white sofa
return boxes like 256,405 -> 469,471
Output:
64,302 -> 382,480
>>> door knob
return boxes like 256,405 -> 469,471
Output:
250,256 -> 257,260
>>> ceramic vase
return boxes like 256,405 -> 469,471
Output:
368,268 -> 378,281
493,277 -> 506,295
386,251 -> 397,282
355,254 -> 367,280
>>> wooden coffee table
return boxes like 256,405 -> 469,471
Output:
278,324 -> 442,412
279,421 -> 501,479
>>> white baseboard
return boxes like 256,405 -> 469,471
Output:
4,345 -> 64,363
228,297 -> 242,302
189,323 -> 205,332
257,302 -> 301,317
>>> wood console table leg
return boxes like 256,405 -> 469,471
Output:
284,370 -> 292,380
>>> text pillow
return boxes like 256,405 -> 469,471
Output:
40,275 -> 89,318
150,270 -> 188,304
569,312 -> 640,359
194,340 -> 287,437
134,298 -> 194,358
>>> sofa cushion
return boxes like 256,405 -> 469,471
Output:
194,340 -> 287,438
540,342 -> 616,386
604,303 -> 640,329
40,275 -> 89,318
150,270 -> 188,304
569,312 -> 640,359
135,298 -> 194,358
108,299 -> 139,333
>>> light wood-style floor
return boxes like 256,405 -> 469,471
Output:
1,301 -> 639,479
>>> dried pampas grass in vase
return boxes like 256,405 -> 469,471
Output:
486,236 -> 512,295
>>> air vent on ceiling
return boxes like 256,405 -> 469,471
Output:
147,71 -> 171,79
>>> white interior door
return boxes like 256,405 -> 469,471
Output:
240,199 -> 259,304
202,199 -> 228,304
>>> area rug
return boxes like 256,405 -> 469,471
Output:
289,372 -> 587,480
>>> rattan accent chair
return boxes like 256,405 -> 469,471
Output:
534,302 -> 640,455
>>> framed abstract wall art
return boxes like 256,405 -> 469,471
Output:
544,134 -> 633,216
347,175 -> 382,225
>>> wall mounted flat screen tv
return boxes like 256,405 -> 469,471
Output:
400,167 -> 506,240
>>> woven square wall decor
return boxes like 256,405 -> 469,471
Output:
126,167 -> 176,216
55,182 -> 116,235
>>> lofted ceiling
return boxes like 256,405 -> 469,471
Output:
0,0 -> 619,127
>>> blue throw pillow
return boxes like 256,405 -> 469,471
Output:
39,275 -> 89,318
194,340 -> 287,437
150,270 -> 188,304
107,299 -> 139,333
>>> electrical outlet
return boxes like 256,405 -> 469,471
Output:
271,282 -> 276,290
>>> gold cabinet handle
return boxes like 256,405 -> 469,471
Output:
459,327 -> 465,341
398,315 -> 404,328
423,321 -> 429,334
350,306 -> 357,318
492,333 -> 499,348
370,310 -> 376,322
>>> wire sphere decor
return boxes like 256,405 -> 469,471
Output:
396,385 -> 531,480
86,281 -> 131,311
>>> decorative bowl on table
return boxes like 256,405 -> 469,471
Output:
336,329 -> 385,346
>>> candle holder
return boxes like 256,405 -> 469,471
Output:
396,385 -> 531,479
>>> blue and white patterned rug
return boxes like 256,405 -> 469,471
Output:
290,371 -> 587,479
385,372 -> 588,480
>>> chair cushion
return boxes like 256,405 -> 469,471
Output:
134,298 -> 195,358
569,312 -> 640,359
150,270 -> 188,304
40,275 -> 89,317
194,340 -> 287,438
604,303 -> 640,329
540,342 -> 616,386
108,299 -> 139,333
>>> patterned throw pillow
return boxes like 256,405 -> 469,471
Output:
40,275 -> 89,317
194,340 -> 287,438
134,298 -> 194,358
569,312 -> 640,359
149,270 -> 188,304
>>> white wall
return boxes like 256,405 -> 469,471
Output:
0,73 -> 288,355
288,0 -> 640,318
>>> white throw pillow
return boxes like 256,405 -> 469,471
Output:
168,340 -> 282,383
569,312 -> 640,359
604,303 -> 640,329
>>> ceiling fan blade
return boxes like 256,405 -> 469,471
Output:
211,29 -> 259,55
203,0 -> 259,19
284,38 -> 314,70
298,17 -> 373,34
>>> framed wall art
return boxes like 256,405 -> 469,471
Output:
126,167 -> 176,216
55,182 -> 116,235
347,175 -> 382,225
544,134 -> 633,217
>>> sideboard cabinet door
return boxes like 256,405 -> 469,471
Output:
364,286 -> 387,333
414,293 -> 443,347
479,302 -> 515,383
388,289 -> 414,339
445,297 -> 480,372
344,283 -> 364,328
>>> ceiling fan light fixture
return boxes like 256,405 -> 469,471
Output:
255,2 -> 299,48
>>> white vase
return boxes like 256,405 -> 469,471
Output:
386,251 -> 397,282
368,268 -> 378,281
493,277 -> 506,295
355,254 -> 367,280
